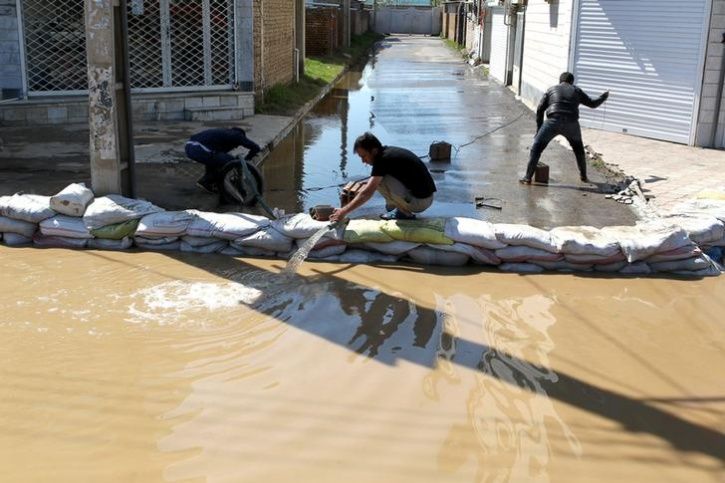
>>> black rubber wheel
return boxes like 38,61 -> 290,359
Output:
219,161 -> 264,206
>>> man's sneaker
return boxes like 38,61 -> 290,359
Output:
380,209 -> 416,221
519,177 -> 532,185
580,176 -> 590,183
196,177 -> 218,194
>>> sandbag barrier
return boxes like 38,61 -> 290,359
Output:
1,183 -> 723,277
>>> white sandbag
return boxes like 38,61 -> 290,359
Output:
364,241 -> 420,255
181,236 -> 222,247
407,246 -> 470,266
88,237 -> 133,251
135,210 -> 196,238
673,265 -> 722,278
594,261 -> 629,273
219,246 -> 277,258
534,260 -> 593,272
271,213 -> 335,239
83,194 -> 163,229
0,194 -> 55,223
49,183 -> 94,217
650,256 -> 712,273
32,233 -> 88,249
494,224 -> 558,253
551,226 -> 621,257
134,240 -> 181,251
40,215 -> 93,239
180,240 -> 228,254
233,226 -> 294,253
186,211 -> 270,240
307,244 -> 347,259
428,242 -> 501,265
337,249 -> 399,264
495,245 -> 562,263
2,232 -> 32,246
602,222 -> 692,263
706,234 -> 725,247
619,262 -> 651,276
444,217 -> 506,249
134,236 -> 179,245
0,215 -> 36,238
498,263 -> 544,274
645,244 -> 701,263
662,213 -> 725,245
565,252 -> 626,265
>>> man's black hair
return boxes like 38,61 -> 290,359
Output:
560,72 -> 575,84
354,132 -> 383,152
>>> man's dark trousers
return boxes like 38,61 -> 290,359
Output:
525,114 -> 587,180
185,143 -> 235,182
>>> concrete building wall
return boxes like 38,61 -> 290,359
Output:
0,0 -> 22,98
254,0 -> 295,94
519,0 -> 574,109
696,0 -> 725,148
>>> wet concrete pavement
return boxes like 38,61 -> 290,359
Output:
0,36 -> 635,227
0,116 -> 291,212
262,36 -> 636,228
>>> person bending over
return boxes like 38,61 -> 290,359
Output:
330,132 -> 436,222
520,72 -> 609,184
185,127 -> 261,193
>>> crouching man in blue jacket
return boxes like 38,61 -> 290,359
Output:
185,127 -> 261,193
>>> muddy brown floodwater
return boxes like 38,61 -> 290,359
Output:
1,246 -> 724,482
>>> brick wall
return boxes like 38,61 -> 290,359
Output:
0,0 -> 22,98
253,0 -> 295,94
306,6 -> 340,57
696,0 -> 725,147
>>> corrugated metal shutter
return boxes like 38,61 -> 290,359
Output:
573,0 -> 709,144
490,8 -> 508,84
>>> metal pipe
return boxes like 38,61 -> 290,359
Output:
120,0 -> 137,197
709,32 -> 725,148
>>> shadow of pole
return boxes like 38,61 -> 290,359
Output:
151,250 -> 725,463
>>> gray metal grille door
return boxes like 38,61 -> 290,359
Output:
21,0 -> 88,94
128,0 -> 236,91
21,0 -> 236,94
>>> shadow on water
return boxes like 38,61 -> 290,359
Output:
154,250 -> 725,464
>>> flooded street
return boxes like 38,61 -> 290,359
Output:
261,36 -> 635,228
1,246 -> 723,482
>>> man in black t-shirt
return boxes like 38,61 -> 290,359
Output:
185,127 -> 261,193
330,132 -> 436,222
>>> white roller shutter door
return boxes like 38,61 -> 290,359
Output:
490,8 -> 509,84
573,0 -> 709,144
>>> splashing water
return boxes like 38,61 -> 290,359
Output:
283,225 -> 335,276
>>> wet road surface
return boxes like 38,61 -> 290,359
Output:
262,36 -> 636,228
0,246 -> 723,482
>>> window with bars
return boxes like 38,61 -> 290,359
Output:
21,0 -> 237,94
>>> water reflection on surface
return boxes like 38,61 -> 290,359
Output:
0,247 -> 724,482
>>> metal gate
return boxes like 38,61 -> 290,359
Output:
20,0 -> 236,95
373,7 -> 442,35
573,0 -> 710,145
20,0 -> 88,94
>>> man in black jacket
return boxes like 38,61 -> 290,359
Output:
185,127 -> 261,193
520,72 -> 609,184
329,132 -> 437,222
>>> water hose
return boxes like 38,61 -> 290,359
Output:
238,158 -> 278,220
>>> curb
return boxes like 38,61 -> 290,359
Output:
253,39 -> 382,169
253,67 -> 349,169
